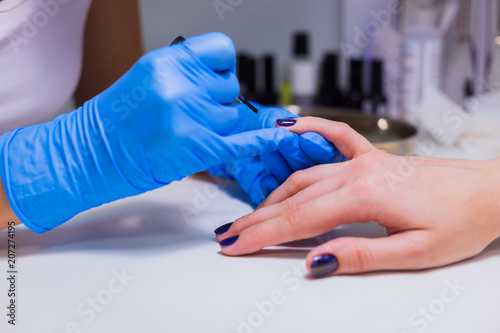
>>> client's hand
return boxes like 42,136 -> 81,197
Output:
215,117 -> 500,277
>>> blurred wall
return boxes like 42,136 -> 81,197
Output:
138,0 -> 474,103
139,0 -> 343,89
139,0 -> 398,90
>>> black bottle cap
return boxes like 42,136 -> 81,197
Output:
316,53 -> 343,107
237,53 -> 250,83
464,78 -> 474,98
371,60 -> 384,95
324,53 -> 338,64
263,54 -> 275,91
349,59 -> 364,91
293,32 -> 309,57
237,53 -> 256,97
319,53 -> 339,92
343,58 -> 365,110
255,54 -> 277,106
246,57 -> 256,94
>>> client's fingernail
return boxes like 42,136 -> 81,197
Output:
276,119 -> 296,127
311,254 -> 338,277
214,222 -> 233,235
219,235 -> 239,247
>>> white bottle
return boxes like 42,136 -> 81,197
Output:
290,32 -> 317,106
401,6 -> 443,123
490,42 -> 500,91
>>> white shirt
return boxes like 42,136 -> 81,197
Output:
0,0 -> 92,133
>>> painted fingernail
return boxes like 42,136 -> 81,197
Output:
311,254 -> 338,277
214,222 -> 233,235
219,235 -> 239,247
276,119 -> 296,127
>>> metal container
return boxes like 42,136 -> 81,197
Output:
289,106 -> 418,156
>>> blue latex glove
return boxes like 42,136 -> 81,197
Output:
208,104 -> 347,204
0,33 -> 297,233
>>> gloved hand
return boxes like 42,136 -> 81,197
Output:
208,104 -> 346,204
0,33 -> 296,233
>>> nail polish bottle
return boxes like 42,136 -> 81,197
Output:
316,53 -> 344,107
237,53 -> 257,101
344,59 -> 364,110
257,54 -> 278,106
363,60 -> 387,115
290,32 -> 317,107
463,78 -> 474,101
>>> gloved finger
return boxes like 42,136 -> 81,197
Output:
252,138 -> 316,187
197,103 -> 253,137
232,103 -> 298,133
275,135 -> 316,172
220,157 -> 270,205
168,98 -> 240,135
234,105 -> 318,174
299,132 -> 347,164
255,105 -> 299,128
209,158 -> 280,205
164,33 -> 239,108
276,117 -> 377,160
183,32 -> 236,74
192,102 -> 296,138
233,106 -> 312,182
202,71 -> 240,105
260,151 -> 293,184
258,174 -> 280,201
141,36 -> 238,103
218,128 -> 296,161
305,232 -> 430,277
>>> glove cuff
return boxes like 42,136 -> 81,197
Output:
0,101 -> 144,233
0,129 -> 50,233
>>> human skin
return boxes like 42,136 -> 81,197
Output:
0,0 -> 143,230
217,117 -> 500,277
74,0 -> 143,105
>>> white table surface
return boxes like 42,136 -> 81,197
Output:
1,172 -> 500,333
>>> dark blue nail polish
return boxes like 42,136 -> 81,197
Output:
311,254 -> 338,277
276,119 -> 296,127
214,222 -> 233,235
219,235 -> 239,247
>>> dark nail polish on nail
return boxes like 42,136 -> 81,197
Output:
214,222 -> 233,235
219,235 -> 239,247
276,119 -> 297,127
311,254 -> 338,277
